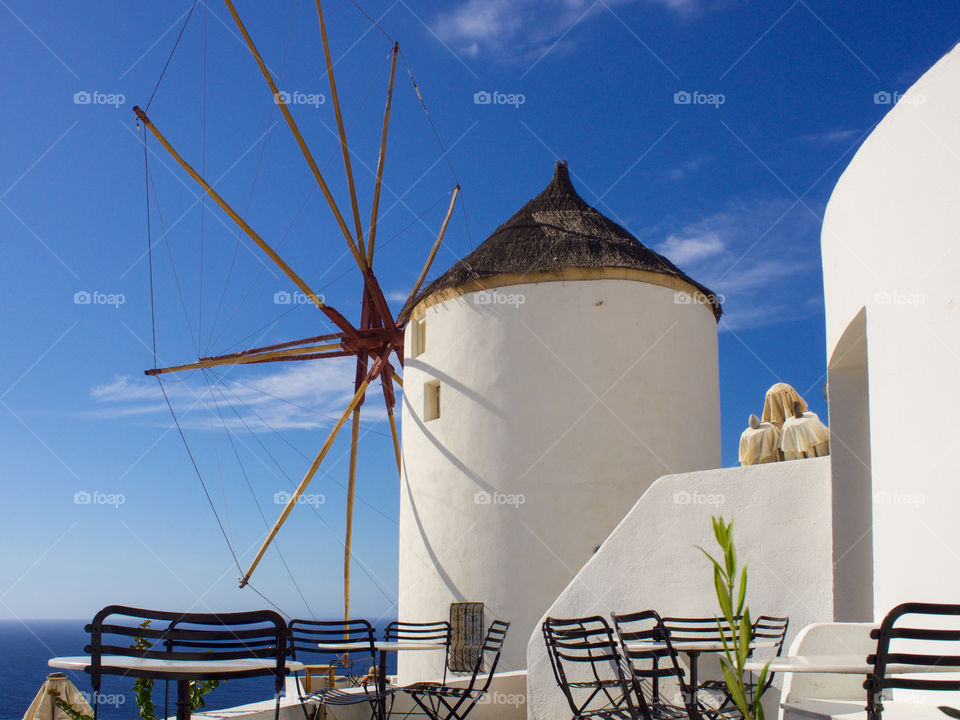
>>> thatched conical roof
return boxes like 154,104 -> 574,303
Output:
402,161 -> 721,321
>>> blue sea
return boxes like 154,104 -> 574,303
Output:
0,620 -> 397,720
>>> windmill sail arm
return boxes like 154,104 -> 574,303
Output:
144,343 -> 343,376
406,185 -> 460,306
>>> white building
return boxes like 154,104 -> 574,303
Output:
397,161 -> 722,676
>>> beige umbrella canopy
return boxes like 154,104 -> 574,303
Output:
762,382 -> 808,429
781,407 -> 830,460
22,673 -> 94,720
739,414 -> 782,465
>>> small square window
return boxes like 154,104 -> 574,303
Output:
411,318 -> 426,358
424,381 -> 441,421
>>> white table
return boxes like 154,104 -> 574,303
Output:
626,639 -> 779,704
316,641 -> 445,720
744,654 -> 960,674
50,656 -> 303,720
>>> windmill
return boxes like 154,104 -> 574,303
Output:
134,0 -> 460,619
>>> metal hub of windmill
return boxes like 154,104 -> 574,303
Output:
133,0 -> 460,617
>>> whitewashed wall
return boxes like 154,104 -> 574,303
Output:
821,41 -> 960,618
525,459 -> 834,720
398,278 -> 720,678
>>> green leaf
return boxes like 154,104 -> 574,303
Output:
737,566 -> 748,614
721,663 -> 750,718
938,708 -> 960,719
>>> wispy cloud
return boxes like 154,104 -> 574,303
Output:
791,128 -> 862,147
89,360 -> 391,433
433,0 -> 700,61
653,197 -> 823,331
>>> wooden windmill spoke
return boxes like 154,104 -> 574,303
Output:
367,42 -> 399,264
145,343 -> 344,376
343,405 -> 361,622
239,353 -> 387,588
222,0 -> 367,271
382,367 -> 402,476
314,0 -> 367,267
406,185 -> 460,306
240,378 -> 370,588
134,107 -> 359,340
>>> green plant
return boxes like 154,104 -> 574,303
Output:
130,619 -> 221,720
939,707 -> 960,718
46,689 -> 95,720
698,516 -> 770,720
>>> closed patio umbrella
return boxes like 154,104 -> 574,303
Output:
780,402 -> 830,460
761,382 -> 808,429
22,673 -> 94,720
739,413 -> 781,465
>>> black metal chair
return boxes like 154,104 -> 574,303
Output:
611,610 -> 701,720
86,606 -> 289,720
689,615 -> 787,718
287,618 -> 383,720
543,615 -> 649,720
405,620 -> 509,720
866,602 -> 960,719
383,620 -> 453,692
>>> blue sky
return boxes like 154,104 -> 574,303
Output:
0,0 -> 957,622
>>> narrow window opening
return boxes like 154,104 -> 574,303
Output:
411,318 -> 426,357
424,381 -> 441,421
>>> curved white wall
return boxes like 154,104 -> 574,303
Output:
398,278 -> 720,677
525,459 -> 834,720
821,41 -> 960,617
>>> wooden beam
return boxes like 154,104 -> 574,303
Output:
343,406 -> 361,622
135,106 -> 359,339
314,0 -> 366,267
240,380 -> 369,588
222,0 -> 366,270
145,343 -> 342,375
406,186 -> 459,306
367,43 -> 399,264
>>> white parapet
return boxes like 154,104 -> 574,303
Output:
526,458 -> 834,720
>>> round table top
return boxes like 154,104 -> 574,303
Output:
49,656 -> 304,674
743,655 -> 960,674
626,639 -> 779,653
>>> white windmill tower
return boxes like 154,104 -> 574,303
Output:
396,161 -> 723,675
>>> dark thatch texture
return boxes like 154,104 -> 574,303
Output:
402,161 -> 721,320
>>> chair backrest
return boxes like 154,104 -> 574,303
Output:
384,620 -> 451,644
660,616 -> 739,645
85,606 -> 288,693
611,610 -> 693,717
543,615 -> 645,720
463,620 -> 510,694
287,618 -> 376,668
866,602 -> 960,718
752,615 -> 789,656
